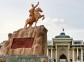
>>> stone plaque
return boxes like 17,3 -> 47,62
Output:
11,38 -> 34,49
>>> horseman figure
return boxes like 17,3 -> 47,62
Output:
24,2 -> 45,28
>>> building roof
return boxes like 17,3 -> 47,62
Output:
55,32 -> 70,38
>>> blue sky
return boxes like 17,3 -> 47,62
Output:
0,0 -> 84,42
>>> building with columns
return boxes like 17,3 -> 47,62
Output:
47,31 -> 84,62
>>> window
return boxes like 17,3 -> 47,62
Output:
74,42 -> 81,44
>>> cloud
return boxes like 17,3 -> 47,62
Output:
52,18 -> 67,27
36,18 -> 68,40
37,18 -> 67,28
37,18 -> 84,40
52,18 -> 64,24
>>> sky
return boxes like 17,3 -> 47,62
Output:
0,0 -> 84,42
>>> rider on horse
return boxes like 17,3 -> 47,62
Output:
29,2 -> 39,21
24,2 -> 45,28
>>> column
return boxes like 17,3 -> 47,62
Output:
77,48 -> 78,62
81,48 -> 83,62
47,48 -> 48,56
56,45 -> 57,62
51,49 -> 53,59
72,48 -> 74,62
68,45 -> 70,62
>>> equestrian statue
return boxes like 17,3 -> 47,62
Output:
24,2 -> 45,28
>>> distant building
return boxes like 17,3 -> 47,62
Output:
47,31 -> 84,62
0,30 -> 84,62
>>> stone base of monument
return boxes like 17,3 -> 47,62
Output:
0,25 -> 48,62
0,55 -> 48,62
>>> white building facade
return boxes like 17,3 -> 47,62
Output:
47,31 -> 84,62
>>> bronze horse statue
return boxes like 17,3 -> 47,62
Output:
24,7 -> 45,28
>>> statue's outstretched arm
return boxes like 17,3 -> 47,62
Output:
34,2 -> 39,8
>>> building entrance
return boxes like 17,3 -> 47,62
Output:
59,54 -> 67,62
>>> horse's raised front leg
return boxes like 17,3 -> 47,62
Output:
42,15 -> 45,20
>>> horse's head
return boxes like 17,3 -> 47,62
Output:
36,7 -> 43,12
